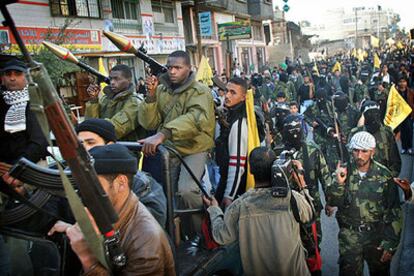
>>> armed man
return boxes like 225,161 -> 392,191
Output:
280,114 -> 331,274
138,50 -> 215,237
85,64 -> 144,141
303,87 -> 337,171
327,131 -> 402,275
349,100 -> 401,177
49,144 -> 175,275
203,146 -> 314,276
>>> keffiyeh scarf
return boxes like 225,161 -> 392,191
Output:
2,85 -> 29,133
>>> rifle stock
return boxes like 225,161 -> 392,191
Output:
1,2 -> 125,269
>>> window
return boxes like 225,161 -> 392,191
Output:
152,0 -> 175,23
253,24 -> 263,41
111,0 -> 138,20
50,0 -> 100,18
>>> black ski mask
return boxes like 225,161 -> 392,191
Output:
270,103 -> 290,132
333,92 -> 348,112
282,114 -> 303,150
362,100 -> 381,133
315,88 -> 328,103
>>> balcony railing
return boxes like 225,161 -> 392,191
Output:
112,18 -> 142,33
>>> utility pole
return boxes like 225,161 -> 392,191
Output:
377,5 -> 381,40
194,0 -> 203,64
355,8 -> 358,49
288,29 -> 293,60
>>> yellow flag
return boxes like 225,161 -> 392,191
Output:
374,53 -> 381,69
384,85 -> 412,130
312,63 -> 320,77
245,89 -> 260,190
357,49 -> 364,62
386,38 -> 395,46
196,56 -> 213,86
332,61 -> 341,73
396,41 -> 404,49
370,35 -> 380,48
351,48 -> 357,58
98,57 -> 108,90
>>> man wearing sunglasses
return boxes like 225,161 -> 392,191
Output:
327,131 -> 402,276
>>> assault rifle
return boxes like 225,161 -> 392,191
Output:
103,31 -> 168,76
42,41 -> 110,84
331,95 -> 348,174
0,1 -> 124,270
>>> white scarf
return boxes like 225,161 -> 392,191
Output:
2,85 -> 29,133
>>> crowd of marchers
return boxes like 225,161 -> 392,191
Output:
1,44 -> 414,276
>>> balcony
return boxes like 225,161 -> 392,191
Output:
112,18 -> 142,34
248,0 -> 273,21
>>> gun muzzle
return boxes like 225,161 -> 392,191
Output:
42,41 -> 79,64
103,31 -> 137,54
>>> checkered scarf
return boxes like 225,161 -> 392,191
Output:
2,85 -> 29,133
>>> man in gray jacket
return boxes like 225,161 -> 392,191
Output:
203,146 -> 314,276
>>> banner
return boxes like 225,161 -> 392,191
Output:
199,11 -> 212,36
370,35 -> 379,48
384,85 -> 412,130
218,21 -> 251,41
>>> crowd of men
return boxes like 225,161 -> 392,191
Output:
1,42 -> 414,276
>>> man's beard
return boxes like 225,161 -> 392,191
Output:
356,158 -> 370,168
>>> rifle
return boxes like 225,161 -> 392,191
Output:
302,111 -> 334,138
103,31 -> 167,76
331,95 -> 348,174
42,41 -> 110,84
0,1 -> 124,269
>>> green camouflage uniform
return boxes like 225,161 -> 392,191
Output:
324,106 -> 360,170
304,101 -> 340,173
353,83 -> 368,107
274,80 -> 297,102
284,141 -> 332,258
258,85 -> 274,101
349,125 -> 401,177
85,85 -> 145,141
327,160 -> 402,276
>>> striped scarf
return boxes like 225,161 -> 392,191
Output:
2,85 -> 29,133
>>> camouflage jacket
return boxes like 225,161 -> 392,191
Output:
327,160 -> 402,251
85,84 -> 143,141
349,125 -> 401,177
336,106 -> 361,141
303,101 -> 335,145
293,141 -> 332,212
353,83 -> 368,105
274,81 -> 296,102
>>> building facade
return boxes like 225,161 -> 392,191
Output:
301,6 -> 399,48
1,0 -> 185,110
181,0 -> 272,75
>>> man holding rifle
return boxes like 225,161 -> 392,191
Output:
49,144 -> 175,275
85,64 -> 144,141
138,50 -> 215,237
327,131 -> 402,275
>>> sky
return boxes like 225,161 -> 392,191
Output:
273,0 -> 414,30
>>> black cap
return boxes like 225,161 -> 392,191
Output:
76,118 -> 117,143
1,58 -> 27,73
276,91 -> 286,98
89,144 -> 137,175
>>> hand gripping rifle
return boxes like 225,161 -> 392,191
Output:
42,41 -> 110,84
103,31 -> 167,76
0,1 -> 125,270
